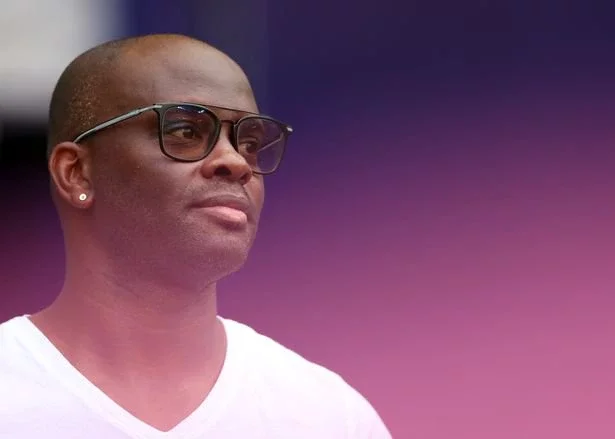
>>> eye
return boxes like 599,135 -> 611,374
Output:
239,139 -> 260,155
164,123 -> 202,141
237,128 -> 265,154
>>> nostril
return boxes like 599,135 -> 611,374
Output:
212,164 -> 251,185
213,166 -> 232,177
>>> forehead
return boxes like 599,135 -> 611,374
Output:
116,43 -> 258,114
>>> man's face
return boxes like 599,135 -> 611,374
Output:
85,42 -> 266,283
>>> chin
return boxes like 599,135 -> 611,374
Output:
181,235 -> 254,280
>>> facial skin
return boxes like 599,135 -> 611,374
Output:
50,37 -> 265,293
30,37 -> 268,429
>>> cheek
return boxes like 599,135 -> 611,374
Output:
248,177 -> 265,213
92,152 -> 177,218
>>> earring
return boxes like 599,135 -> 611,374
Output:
78,193 -> 87,201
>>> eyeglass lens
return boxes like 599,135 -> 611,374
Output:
161,104 -> 286,173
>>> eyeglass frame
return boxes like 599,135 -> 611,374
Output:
72,102 -> 294,175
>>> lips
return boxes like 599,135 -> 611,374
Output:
192,194 -> 252,226
193,194 -> 251,213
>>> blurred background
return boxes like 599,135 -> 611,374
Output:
2,1 -> 615,437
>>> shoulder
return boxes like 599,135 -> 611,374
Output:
0,315 -> 54,386
0,315 -> 43,382
222,317 -> 345,384
0,315 -> 27,364
0,316 -> 60,408
221,318 -> 393,438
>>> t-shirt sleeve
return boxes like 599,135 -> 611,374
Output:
343,384 -> 394,438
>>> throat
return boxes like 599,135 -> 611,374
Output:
28,309 -> 228,432
91,362 -> 225,432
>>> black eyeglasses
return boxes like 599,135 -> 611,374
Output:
72,102 -> 294,175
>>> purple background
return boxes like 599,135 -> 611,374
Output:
2,1 -> 615,437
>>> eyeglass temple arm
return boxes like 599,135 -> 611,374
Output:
72,105 -> 160,143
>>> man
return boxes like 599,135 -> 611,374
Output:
0,34 -> 392,438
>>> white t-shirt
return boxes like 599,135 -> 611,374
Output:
0,315 -> 392,439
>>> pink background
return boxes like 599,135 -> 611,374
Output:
3,74 -> 615,437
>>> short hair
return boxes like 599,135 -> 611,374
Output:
46,39 -> 126,157
46,34 -> 208,158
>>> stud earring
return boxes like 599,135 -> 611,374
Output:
78,193 -> 87,201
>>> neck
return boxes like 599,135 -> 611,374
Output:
30,250 -> 225,383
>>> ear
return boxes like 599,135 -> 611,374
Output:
48,141 -> 94,209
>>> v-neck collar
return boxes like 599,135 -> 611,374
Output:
13,315 -> 246,439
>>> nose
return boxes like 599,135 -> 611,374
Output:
199,125 -> 252,185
